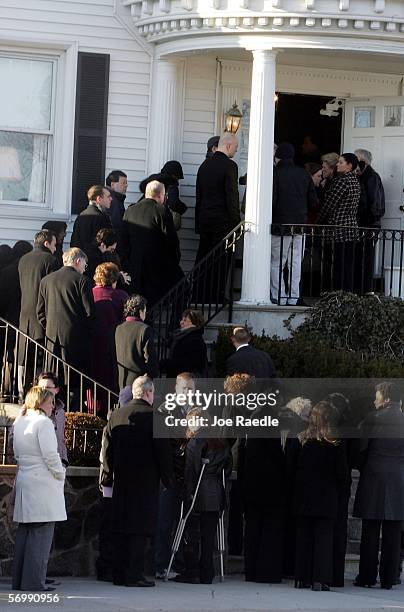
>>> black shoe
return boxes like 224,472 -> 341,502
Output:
353,579 -> 375,588
294,580 -> 311,589
45,579 -> 61,586
170,574 -> 199,584
125,579 -> 155,587
380,584 -> 392,590
97,574 -> 113,582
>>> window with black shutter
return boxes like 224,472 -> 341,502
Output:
71,52 -> 110,214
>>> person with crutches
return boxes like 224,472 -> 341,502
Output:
172,431 -> 232,584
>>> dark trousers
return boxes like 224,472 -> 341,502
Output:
295,516 -> 334,585
333,242 -> 355,292
358,519 -> 402,587
194,230 -> 230,304
354,239 -> 376,294
96,498 -> 113,580
183,511 -> 219,583
244,510 -> 283,583
113,532 -> 147,584
333,489 -> 350,587
154,483 -> 181,573
12,522 -> 55,591
227,480 -> 244,556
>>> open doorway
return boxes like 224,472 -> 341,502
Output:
274,93 -> 343,165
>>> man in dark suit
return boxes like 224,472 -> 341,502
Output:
17,230 -> 59,393
121,180 -> 183,307
100,375 -> 173,587
106,170 -> 127,234
70,185 -> 112,251
195,133 -> 240,261
36,247 -> 95,408
226,327 -> 275,378
115,294 -> 159,389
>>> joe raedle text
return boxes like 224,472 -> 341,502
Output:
164,414 -> 279,429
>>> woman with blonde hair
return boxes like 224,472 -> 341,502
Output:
12,386 -> 66,591
293,401 -> 348,591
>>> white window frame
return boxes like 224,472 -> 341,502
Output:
0,38 -> 78,221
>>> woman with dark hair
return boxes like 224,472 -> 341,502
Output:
12,386 -> 66,591
173,416 -> 232,584
164,310 -> 208,379
293,400 -> 348,591
37,372 -> 68,467
353,382 -> 404,590
89,263 -> 129,414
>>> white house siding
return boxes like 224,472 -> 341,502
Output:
0,0 -> 151,245
179,55 -> 218,272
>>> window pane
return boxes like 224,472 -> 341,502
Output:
0,131 -> 48,203
384,106 -> 404,127
354,106 -> 375,128
0,57 -> 53,130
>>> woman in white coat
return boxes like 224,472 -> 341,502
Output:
12,386 -> 67,591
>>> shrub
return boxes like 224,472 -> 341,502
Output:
65,413 -> 106,467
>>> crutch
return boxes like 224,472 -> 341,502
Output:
216,468 -> 226,582
164,458 -> 210,581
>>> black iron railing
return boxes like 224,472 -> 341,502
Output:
150,221 -> 248,362
0,316 -> 119,412
271,224 -> 404,305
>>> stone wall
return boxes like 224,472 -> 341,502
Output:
0,466 -> 100,578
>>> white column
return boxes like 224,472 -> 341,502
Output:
147,57 -> 184,174
240,48 -> 277,304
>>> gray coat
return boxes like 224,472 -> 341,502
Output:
353,404 -> 404,521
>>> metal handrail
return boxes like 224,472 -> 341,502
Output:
150,221 -> 248,362
0,316 -> 119,413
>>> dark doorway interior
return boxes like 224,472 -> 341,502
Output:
274,93 -> 343,166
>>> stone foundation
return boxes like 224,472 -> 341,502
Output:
0,466 -> 100,578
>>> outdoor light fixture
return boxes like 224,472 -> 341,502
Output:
225,101 -> 243,134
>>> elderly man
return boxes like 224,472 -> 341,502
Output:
100,375 -> 173,587
121,180 -> 183,307
71,185 -> 112,251
354,149 -> 385,293
36,248 -> 95,407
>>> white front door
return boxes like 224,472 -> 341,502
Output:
344,97 -> 404,295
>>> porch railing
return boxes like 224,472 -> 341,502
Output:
0,316 -> 119,413
150,221 -> 247,363
271,224 -> 404,306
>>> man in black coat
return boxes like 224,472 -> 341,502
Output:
17,230 -> 59,392
36,248 -> 95,407
121,180 -> 183,307
115,294 -> 159,388
270,142 -> 317,305
226,327 -> 275,379
100,375 -> 173,587
70,185 -> 112,251
195,133 -> 240,261
106,170 -> 127,234
354,149 -> 385,293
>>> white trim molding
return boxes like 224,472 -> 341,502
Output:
121,0 -> 404,47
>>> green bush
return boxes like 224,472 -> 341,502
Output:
65,413 -> 106,467
213,292 -> 404,379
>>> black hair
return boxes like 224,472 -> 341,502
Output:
106,170 -> 127,187
95,228 -> 118,248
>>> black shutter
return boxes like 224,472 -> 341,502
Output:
71,52 -> 110,214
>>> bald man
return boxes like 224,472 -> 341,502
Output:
195,133 -> 241,263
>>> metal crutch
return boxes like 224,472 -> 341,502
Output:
217,468 -> 226,582
165,458 -> 210,581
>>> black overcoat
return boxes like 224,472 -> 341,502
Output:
184,435 -> 232,513
165,327 -> 208,378
0,258 -> 22,326
226,345 -> 275,378
271,159 -> 318,231
353,404 -> 404,521
100,399 -> 173,535
293,439 -> 348,520
195,151 -> 240,234
115,319 -> 159,388
70,204 -> 112,251
18,246 -> 59,341
120,198 -> 183,306
36,266 -> 95,371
